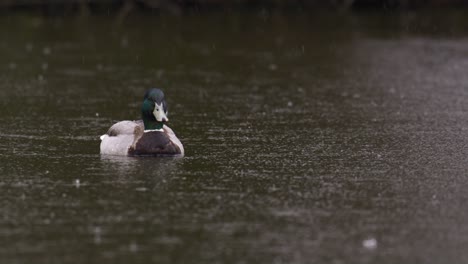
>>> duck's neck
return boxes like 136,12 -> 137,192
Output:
143,118 -> 164,130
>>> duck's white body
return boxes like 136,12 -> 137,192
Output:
100,120 -> 184,157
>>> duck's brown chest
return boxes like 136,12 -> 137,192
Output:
128,131 -> 181,156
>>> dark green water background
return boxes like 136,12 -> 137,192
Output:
1,10 -> 468,264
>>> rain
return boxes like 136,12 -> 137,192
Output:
1,0 -> 468,263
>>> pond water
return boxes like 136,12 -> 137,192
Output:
1,10 -> 468,264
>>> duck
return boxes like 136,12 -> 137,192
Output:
100,88 -> 184,157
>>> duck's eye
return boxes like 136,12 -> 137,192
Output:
156,108 -> 159,112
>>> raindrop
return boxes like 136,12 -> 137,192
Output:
93,227 -> 102,244
129,241 -> 138,252
156,69 -> 164,78
259,8 -> 269,21
74,179 -> 80,188
41,63 -> 48,71
362,238 -> 377,250
121,37 -> 128,48
25,43 -> 33,52
43,47 -> 51,55
135,187 -> 147,192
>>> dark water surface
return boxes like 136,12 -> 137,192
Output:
1,11 -> 468,264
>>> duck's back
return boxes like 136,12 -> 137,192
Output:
100,121 -> 140,156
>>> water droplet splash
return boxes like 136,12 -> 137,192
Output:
129,241 -> 138,252
362,238 -> 377,250
74,179 -> 80,188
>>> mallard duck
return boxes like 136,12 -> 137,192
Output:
100,88 -> 184,157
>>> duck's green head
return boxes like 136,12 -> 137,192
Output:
141,88 -> 169,130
